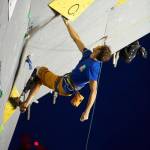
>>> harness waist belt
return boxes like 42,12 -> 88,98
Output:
63,73 -> 76,92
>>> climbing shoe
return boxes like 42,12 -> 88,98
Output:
23,68 -> 39,94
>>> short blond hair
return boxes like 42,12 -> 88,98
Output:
96,45 -> 112,61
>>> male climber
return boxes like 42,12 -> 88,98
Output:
17,19 -> 112,122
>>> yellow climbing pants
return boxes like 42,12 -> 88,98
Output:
37,67 -> 71,96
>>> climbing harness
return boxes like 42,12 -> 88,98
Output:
53,73 -> 84,107
63,73 -> 84,107
63,73 -> 76,92
25,55 -> 33,70
52,73 -> 75,105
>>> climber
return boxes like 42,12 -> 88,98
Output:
16,18 -> 112,122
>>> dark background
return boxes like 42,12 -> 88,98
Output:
9,33 -> 150,150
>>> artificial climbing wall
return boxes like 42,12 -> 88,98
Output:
0,0 -> 150,149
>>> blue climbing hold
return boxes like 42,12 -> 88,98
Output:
26,55 -> 33,70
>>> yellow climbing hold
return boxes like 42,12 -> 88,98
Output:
3,86 -> 20,125
115,0 -> 127,7
49,0 -> 94,21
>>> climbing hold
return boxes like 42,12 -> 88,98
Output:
3,87 -> 20,125
0,124 -> 4,134
0,88 -> 3,98
24,33 -> 30,40
114,0 -> 127,7
25,55 -> 33,70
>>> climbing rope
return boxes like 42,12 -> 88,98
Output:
85,63 -> 103,150
85,7 -> 113,150
103,7 -> 113,45
88,7 -> 112,49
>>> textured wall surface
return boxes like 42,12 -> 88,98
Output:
0,0 -> 31,149
0,0 -> 150,149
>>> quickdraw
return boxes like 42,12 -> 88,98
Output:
25,55 -> 33,70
